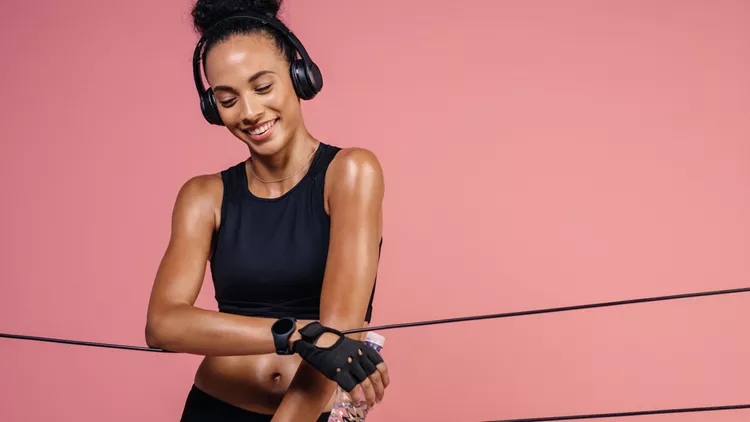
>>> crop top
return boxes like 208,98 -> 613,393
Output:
209,142 -> 378,322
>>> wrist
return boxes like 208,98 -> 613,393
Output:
288,328 -> 302,349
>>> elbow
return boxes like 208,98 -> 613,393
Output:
144,310 -> 170,350
144,323 -> 161,349
145,303 -> 193,351
144,320 -> 162,349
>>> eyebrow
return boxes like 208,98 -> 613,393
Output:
212,70 -> 276,92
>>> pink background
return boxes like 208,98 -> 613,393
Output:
1,0 -> 749,421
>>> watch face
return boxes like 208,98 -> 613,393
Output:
273,317 -> 295,334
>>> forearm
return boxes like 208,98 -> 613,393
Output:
271,317 -> 366,422
145,304 -> 278,356
271,362 -> 337,422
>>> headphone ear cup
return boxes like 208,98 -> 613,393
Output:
307,61 -> 323,95
290,59 -> 323,100
200,88 -> 224,126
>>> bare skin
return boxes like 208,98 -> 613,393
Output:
145,33 -> 389,421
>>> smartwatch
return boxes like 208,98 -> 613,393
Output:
271,317 -> 297,355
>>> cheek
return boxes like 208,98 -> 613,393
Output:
274,93 -> 301,121
280,88 -> 301,115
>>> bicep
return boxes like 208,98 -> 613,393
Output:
147,175 -> 221,316
319,149 -> 384,331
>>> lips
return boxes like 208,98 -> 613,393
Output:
243,118 -> 279,142
246,119 -> 278,136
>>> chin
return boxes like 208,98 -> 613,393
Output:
245,133 -> 291,157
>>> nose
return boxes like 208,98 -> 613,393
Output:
238,93 -> 263,124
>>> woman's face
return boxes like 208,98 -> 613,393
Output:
204,33 -> 302,155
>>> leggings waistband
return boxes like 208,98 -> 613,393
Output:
181,384 -> 331,422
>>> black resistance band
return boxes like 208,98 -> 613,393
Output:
490,403 -> 750,421
343,286 -> 750,334
2,287 -> 748,349
1,286 -> 748,421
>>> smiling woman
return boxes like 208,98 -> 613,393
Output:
205,38 -> 295,149
144,1 -> 390,421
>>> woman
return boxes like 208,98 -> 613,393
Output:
144,0 -> 389,420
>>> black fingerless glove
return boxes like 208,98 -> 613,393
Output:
292,322 -> 384,392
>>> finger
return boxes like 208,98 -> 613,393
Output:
349,360 -> 368,384
363,346 -> 384,365
349,384 -> 363,404
336,371 -> 357,394
359,377 -> 377,407
358,348 -> 377,374
367,369 -> 385,403
346,360 -> 370,404
376,362 -> 390,388
363,347 -> 385,383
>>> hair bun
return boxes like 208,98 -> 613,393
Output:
192,0 -> 284,35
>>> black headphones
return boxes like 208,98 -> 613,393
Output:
192,13 -> 323,126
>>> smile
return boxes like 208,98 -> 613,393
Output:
245,119 -> 279,136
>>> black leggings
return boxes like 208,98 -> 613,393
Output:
180,384 -> 332,421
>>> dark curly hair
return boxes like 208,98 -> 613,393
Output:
191,0 -> 296,66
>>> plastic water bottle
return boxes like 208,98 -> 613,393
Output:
328,332 -> 386,422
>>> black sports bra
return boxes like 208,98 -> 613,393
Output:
209,142 -> 378,322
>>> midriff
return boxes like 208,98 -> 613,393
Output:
192,318 -> 367,414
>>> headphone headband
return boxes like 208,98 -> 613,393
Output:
192,12 -> 323,125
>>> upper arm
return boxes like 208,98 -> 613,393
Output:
320,147 -> 385,332
147,174 -> 222,320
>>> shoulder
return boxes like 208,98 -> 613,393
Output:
172,172 -> 224,227
326,147 -> 384,190
324,147 -> 384,211
177,173 -> 223,203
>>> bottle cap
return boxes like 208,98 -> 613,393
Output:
365,331 -> 385,347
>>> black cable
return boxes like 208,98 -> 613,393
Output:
0,333 -> 174,353
341,286 -> 750,334
1,287 -> 748,350
491,403 -> 750,421
1,287 -> 748,421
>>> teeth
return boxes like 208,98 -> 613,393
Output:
249,119 -> 276,135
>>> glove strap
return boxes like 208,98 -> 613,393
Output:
298,322 -> 344,348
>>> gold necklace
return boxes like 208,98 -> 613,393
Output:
249,145 -> 318,184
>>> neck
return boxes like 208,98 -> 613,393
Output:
248,127 -> 319,185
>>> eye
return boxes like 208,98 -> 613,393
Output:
219,98 -> 236,107
256,84 -> 272,94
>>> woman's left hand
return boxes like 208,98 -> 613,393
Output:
292,322 -> 390,407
